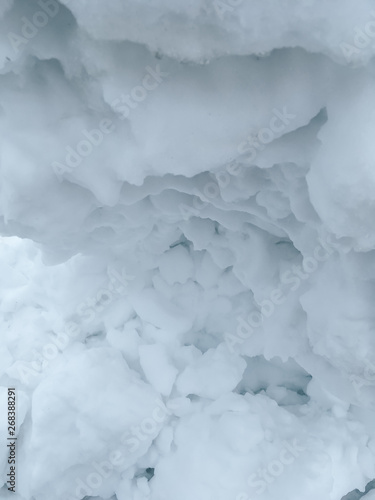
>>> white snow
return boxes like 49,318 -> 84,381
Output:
1,1 -> 375,499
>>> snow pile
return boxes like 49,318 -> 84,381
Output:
1,1 -> 375,500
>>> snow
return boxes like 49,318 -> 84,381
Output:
1,0 -> 375,499
175,344 -> 246,399
139,344 -> 178,396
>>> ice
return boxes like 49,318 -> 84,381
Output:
1,0 -> 375,499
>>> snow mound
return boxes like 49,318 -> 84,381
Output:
1,1 -> 375,500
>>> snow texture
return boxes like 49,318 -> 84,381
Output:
0,1 -> 375,499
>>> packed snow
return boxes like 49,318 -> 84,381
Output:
0,1 -> 375,499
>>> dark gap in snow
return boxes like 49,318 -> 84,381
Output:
145,467 -> 155,480
341,479 -> 375,500
187,394 -> 200,401
169,234 -> 191,249
235,355 -> 312,408
135,467 -> 155,481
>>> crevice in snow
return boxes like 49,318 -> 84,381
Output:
342,480 -> 375,500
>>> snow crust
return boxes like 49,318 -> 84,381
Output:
1,1 -> 375,499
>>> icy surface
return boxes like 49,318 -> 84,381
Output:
1,1 -> 375,499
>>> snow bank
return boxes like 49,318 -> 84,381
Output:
1,1 -> 375,499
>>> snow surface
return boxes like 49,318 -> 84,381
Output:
1,1 -> 375,499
